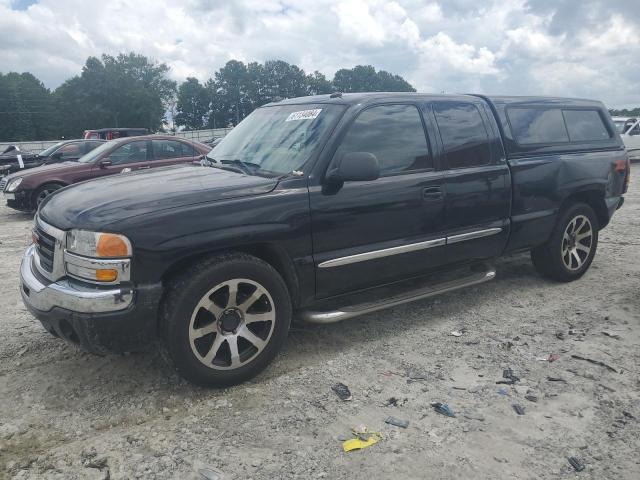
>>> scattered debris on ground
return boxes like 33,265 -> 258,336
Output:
1,178 -> 639,479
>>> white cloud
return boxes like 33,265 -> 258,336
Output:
0,0 -> 638,107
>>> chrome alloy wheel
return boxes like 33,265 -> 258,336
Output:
561,214 -> 593,271
188,279 -> 276,370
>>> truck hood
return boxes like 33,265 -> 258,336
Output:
39,164 -> 278,230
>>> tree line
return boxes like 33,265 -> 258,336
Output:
0,53 -> 415,142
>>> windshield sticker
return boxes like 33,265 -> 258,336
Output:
285,109 -> 322,122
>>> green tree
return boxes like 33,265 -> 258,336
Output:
305,71 -> 333,95
53,52 -> 176,138
333,65 -> 415,93
0,72 -> 55,142
175,77 -> 209,129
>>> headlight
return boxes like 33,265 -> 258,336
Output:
6,177 -> 22,192
66,230 -> 132,258
64,230 -> 132,284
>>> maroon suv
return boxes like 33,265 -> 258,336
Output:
1,135 -> 210,212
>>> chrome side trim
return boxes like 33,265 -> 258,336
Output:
318,238 -> 446,269
20,245 -> 132,314
446,228 -> 503,245
318,227 -> 503,269
64,250 -> 131,285
300,267 -> 496,324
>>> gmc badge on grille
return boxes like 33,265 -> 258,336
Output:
32,231 -> 40,245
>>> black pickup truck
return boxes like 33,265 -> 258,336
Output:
20,93 -> 630,386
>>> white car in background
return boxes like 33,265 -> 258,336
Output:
612,116 -> 640,160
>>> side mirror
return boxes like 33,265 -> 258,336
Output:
99,159 -> 112,168
51,151 -> 63,160
333,152 -> 380,182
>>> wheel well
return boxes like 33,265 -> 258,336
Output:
161,243 -> 300,308
561,190 -> 609,229
32,182 -> 67,205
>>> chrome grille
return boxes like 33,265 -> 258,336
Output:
0,177 -> 7,192
35,224 -> 56,273
33,217 -> 66,281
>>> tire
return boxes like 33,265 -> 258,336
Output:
531,203 -> 599,282
33,183 -> 63,209
159,253 -> 291,387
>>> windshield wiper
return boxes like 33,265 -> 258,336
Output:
219,159 -> 261,175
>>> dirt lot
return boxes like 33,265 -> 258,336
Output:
1,170 -> 639,480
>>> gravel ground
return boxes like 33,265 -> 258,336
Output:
0,169 -> 639,480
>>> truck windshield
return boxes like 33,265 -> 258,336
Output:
206,103 -> 344,176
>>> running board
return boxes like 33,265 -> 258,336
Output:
299,266 -> 496,324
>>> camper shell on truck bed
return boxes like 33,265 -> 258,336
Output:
19,92 -> 629,387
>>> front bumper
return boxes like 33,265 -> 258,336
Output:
20,244 -> 163,353
5,189 -> 33,211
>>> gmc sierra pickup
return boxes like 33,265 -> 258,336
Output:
19,93 -> 630,386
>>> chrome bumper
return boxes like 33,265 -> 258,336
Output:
20,244 -> 133,313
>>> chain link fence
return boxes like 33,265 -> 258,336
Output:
0,128 -> 233,153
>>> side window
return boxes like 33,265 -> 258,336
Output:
563,110 -> 611,142
57,143 -> 82,159
334,104 -> 432,176
508,108 -> 569,144
182,142 -> 196,156
107,141 -> 149,165
83,142 -> 102,154
628,122 -> 640,135
434,102 -> 491,168
152,140 -> 185,160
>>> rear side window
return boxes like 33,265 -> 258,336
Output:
508,107 -> 611,145
563,110 -> 610,141
434,102 -> 491,168
335,104 -> 432,176
508,108 -> 569,144
152,140 -> 186,159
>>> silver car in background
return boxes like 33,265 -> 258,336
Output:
612,116 -> 640,160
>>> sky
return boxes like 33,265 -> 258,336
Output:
1,0 -> 638,108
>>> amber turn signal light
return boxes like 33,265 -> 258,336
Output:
95,269 -> 118,282
96,233 -> 130,257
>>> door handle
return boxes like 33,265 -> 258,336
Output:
422,186 -> 443,201
137,166 -> 151,170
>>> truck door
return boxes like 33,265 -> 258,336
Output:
309,103 -> 449,299
430,100 -> 511,263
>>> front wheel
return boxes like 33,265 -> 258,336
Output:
33,183 -> 63,209
160,253 -> 291,387
531,203 -> 599,282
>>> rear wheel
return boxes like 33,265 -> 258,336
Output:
531,203 -> 599,282
33,183 -> 63,209
160,253 -> 291,387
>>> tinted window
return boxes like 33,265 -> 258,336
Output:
108,141 -> 149,165
508,108 -> 569,144
335,104 -> 431,176
434,102 -> 491,168
563,110 -> 610,141
83,141 -> 102,154
182,143 -> 196,156
57,143 -> 82,158
152,140 -> 185,159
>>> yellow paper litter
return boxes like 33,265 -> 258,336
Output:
342,433 -> 381,452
